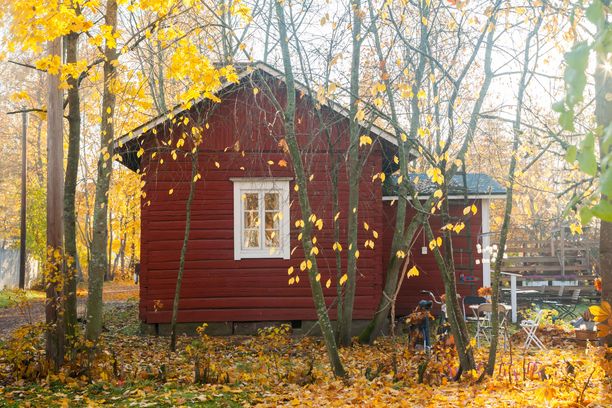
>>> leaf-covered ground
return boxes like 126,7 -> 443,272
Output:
0,292 -> 610,407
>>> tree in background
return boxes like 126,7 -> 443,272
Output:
86,0 -> 119,342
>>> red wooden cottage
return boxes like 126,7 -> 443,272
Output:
114,62 -> 505,335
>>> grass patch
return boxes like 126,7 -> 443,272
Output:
0,382 -> 250,407
103,299 -> 141,335
0,289 -> 45,309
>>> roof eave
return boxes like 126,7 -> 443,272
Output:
382,193 -> 507,201
113,61 -> 404,151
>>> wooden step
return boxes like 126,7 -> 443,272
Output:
505,248 -> 552,255
501,265 -> 590,273
501,275 -> 598,282
503,256 -> 560,264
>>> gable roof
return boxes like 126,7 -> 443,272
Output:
113,61 -> 399,151
383,173 -> 506,199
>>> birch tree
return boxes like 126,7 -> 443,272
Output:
86,0 -> 119,341
275,0 -> 346,377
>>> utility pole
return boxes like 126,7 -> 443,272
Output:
19,110 -> 27,289
46,36 -> 65,369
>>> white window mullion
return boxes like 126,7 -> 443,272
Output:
232,178 -> 292,260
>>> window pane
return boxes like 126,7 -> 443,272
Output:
244,229 -> 259,248
265,212 -> 279,230
265,229 -> 280,247
245,193 -> 259,210
264,193 -> 279,211
245,211 -> 259,228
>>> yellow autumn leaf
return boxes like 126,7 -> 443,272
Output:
355,109 -> 365,121
429,239 -> 436,250
589,301 -> 611,323
360,135 -> 373,147
407,266 -> 419,278
288,266 -> 294,275
325,278 -> 331,289
339,274 -> 348,285
570,222 -> 583,235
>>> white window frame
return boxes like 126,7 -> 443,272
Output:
231,178 -> 291,260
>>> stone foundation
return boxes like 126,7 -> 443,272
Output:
140,319 -> 388,337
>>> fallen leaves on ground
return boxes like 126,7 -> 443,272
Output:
0,301 -> 610,407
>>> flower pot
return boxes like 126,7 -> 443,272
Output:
574,329 -> 598,341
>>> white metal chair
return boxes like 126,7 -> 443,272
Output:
474,303 -> 509,349
520,309 -> 547,350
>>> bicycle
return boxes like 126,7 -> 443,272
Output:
406,290 -> 450,352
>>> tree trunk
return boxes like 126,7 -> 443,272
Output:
423,217 -> 475,373
106,208 -> 113,281
111,232 -> 125,279
275,0 -> 345,377
486,7 -> 544,375
362,212 -> 425,343
63,31 -> 81,341
86,0 -> 118,342
594,15 -> 611,346
331,150 -> 343,343
170,154 -> 198,352
339,0 -> 363,348
119,232 -> 126,277
46,36 -> 65,369
359,0 -> 427,344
